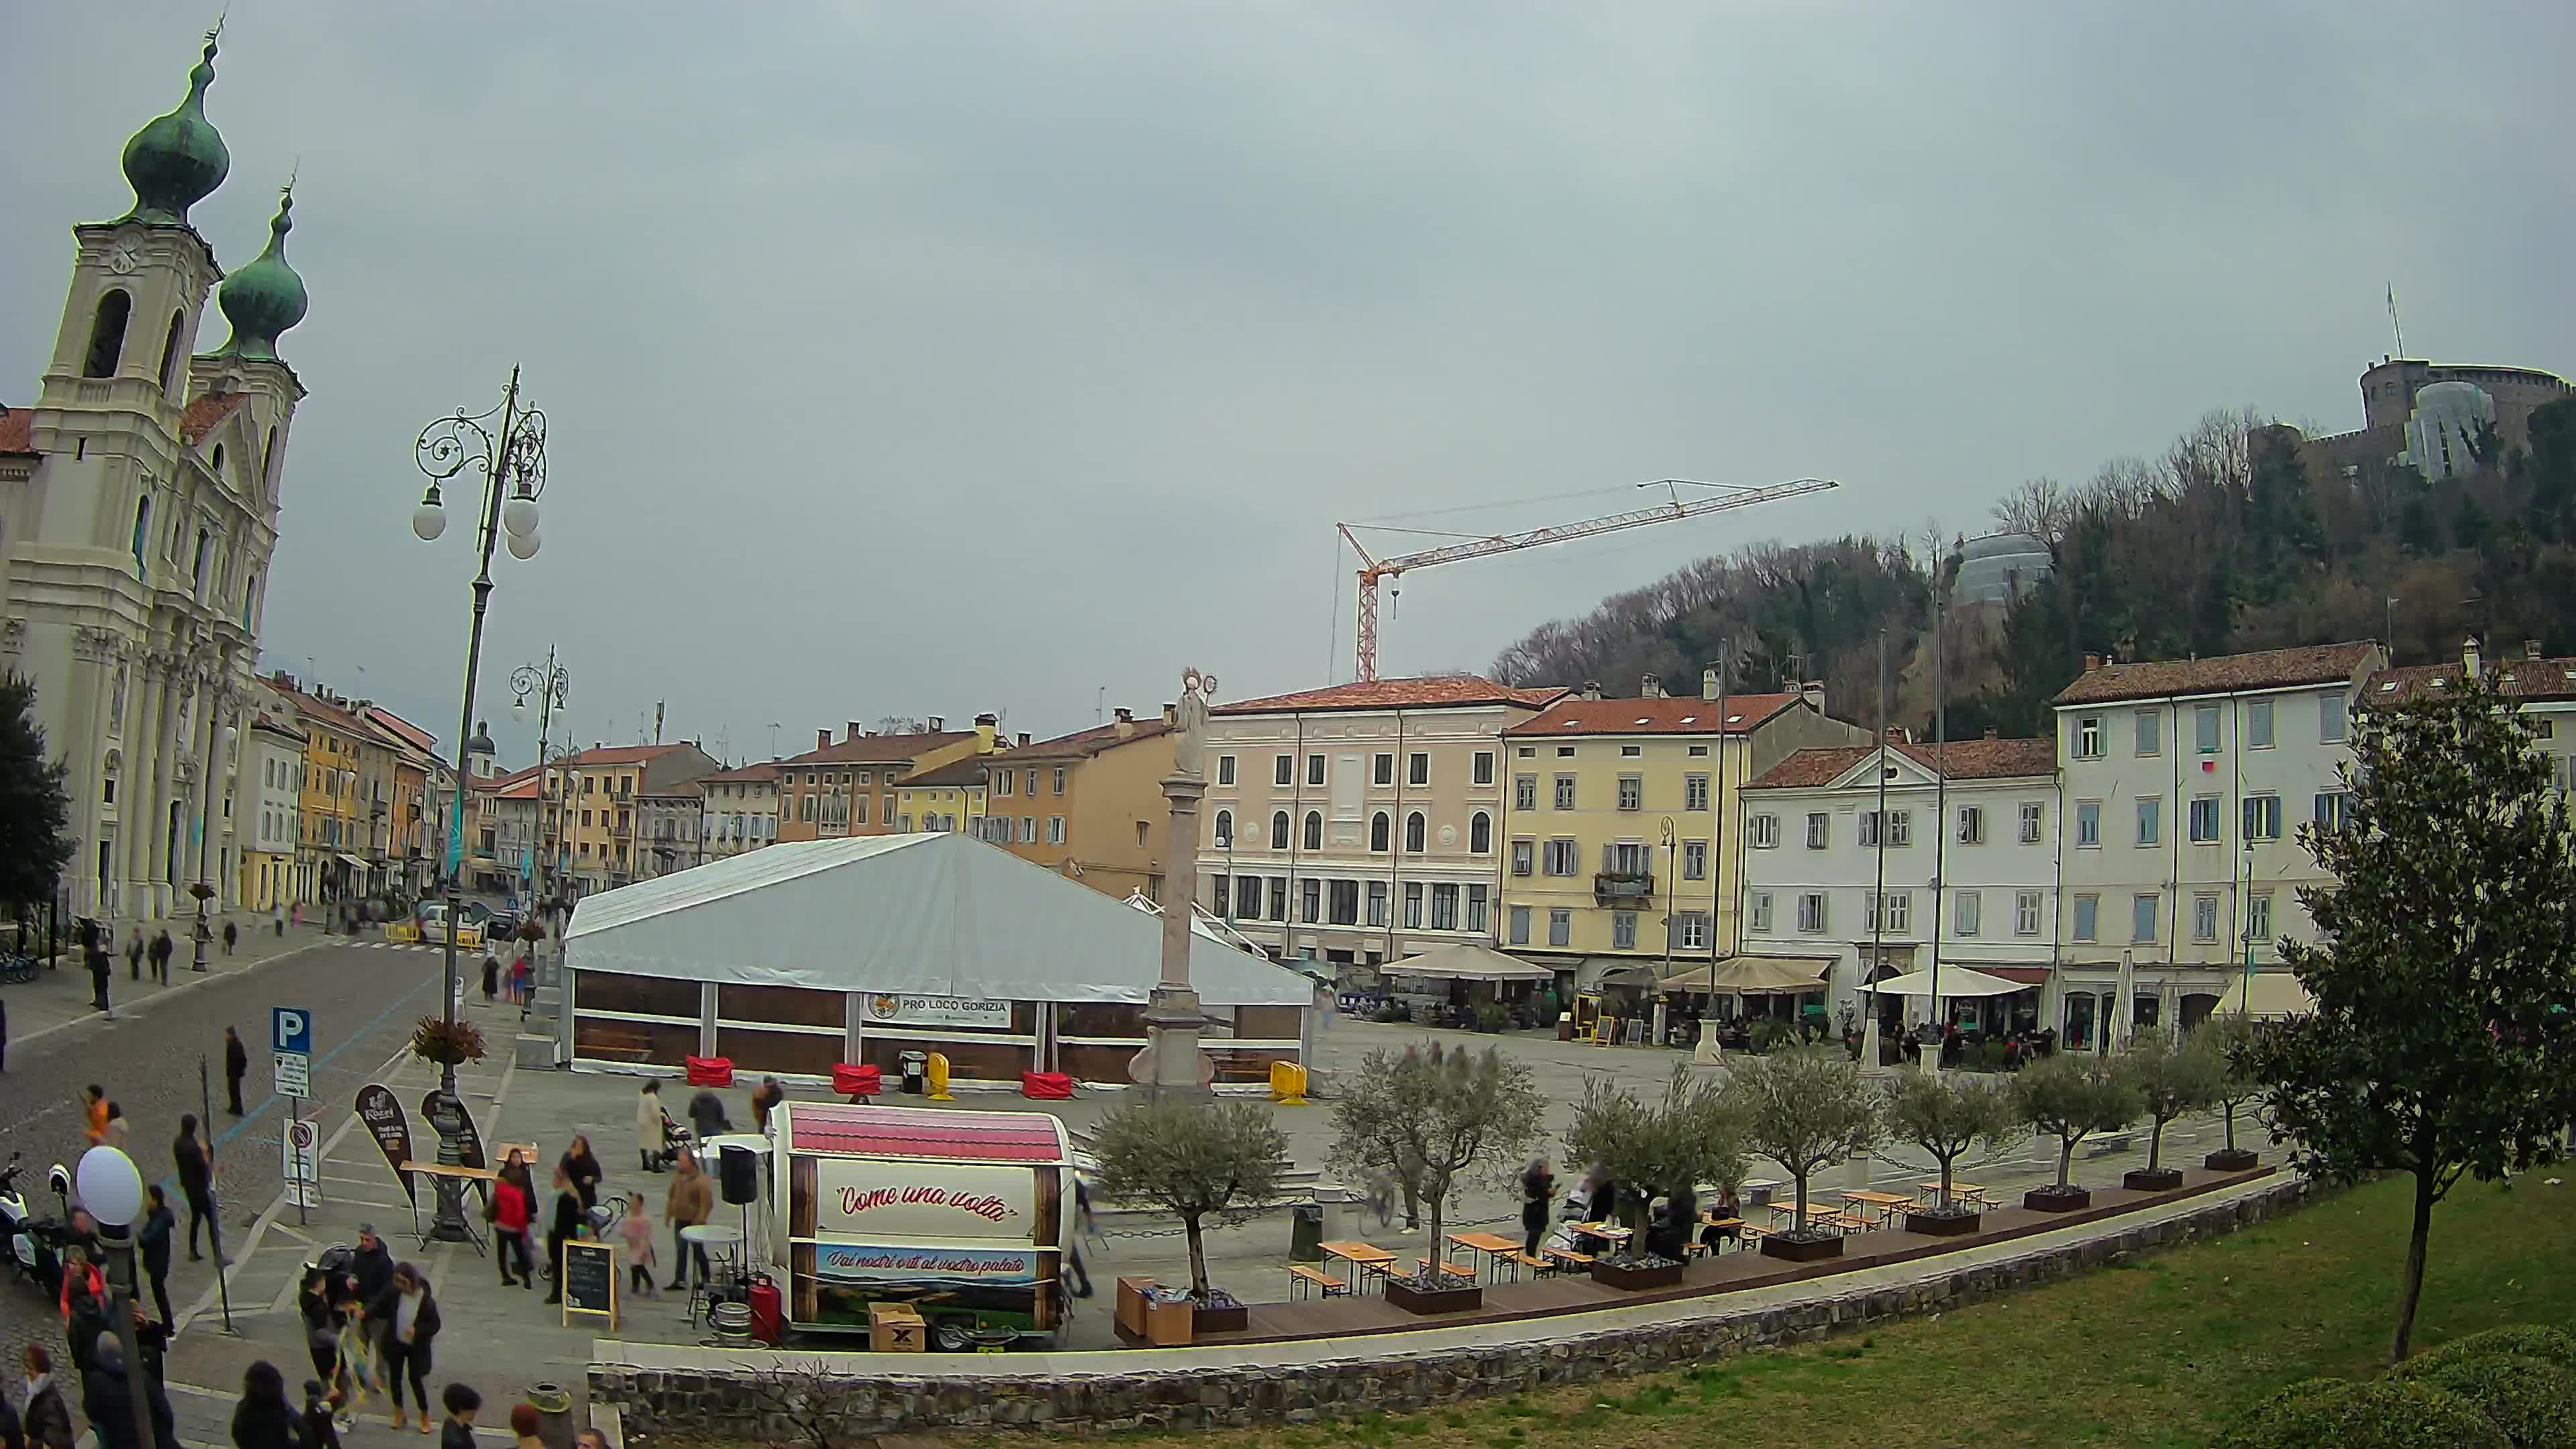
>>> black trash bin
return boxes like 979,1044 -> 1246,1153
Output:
900,1049 -> 928,1095
1289,1201 -> 1325,1263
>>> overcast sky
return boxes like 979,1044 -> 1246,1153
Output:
8,3 -> 2571,766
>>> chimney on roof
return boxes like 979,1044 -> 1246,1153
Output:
2526,639 -> 2544,661
1702,667 -> 1721,702
1801,680 -> 1825,714
1581,680 -> 1603,701
1016,732 -> 1031,747
974,712 -> 998,751
2082,653 -> 2102,672
2463,636 -> 2482,678
847,721 -> 863,741
1640,673 -> 1665,698
927,715 -> 945,732
1114,707 -> 1135,739
1162,702 -> 1177,726
817,729 -> 831,751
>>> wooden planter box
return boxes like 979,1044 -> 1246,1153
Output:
2204,1148 -> 2260,1172
1904,1208 -> 1982,1236
1591,1258 -> 1686,1291
1383,1277 -> 1484,1316
1192,1299 -> 1250,1334
2024,1186 -> 2092,1212
1758,1233 -> 1845,1264
2123,1167 -> 2186,1192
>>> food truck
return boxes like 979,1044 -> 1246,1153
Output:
767,1100 -> 1073,1349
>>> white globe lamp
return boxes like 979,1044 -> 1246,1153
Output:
76,1146 -> 144,1229
506,528 -> 541,561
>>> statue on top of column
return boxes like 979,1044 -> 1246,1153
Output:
1171,667 -> 1218,780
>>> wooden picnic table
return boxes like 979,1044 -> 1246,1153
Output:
1319,1240 -> 1398,1293
1447,1230 -> 1521,1279
1918,1181 -> 1994,1206
1570,1220 -> 1631,1244
1840,1189 -> 1917,1225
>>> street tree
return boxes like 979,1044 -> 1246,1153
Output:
2196,1011 -> 2267,1163
2123,1026 -> 2228,1177
0,674 -> 72,916
1884,1069 -> 2019,1212
2249,671 -> 2576,1362
2010,1052 -> 2140,1195
1722,1047 -> 1882,1236
1089,1097 -> 1287,1301
1328,1042 -> 1545,1278
1561,1065 -> 1746,1231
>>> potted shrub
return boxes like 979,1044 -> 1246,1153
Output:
2121,1027 -> 2225,1191
1724,1047 -> 1882,1263
1329,1042 -> 1544,1315
1090,1098 -> 1285,1334
409,1016 -> 486,1067
2010,1052 -> 2138,1211
1886,1069 -> 2019,1236
2197,1012 -> 2265,1171
1562,1067 -> 1744,1288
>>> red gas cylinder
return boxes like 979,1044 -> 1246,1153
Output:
747,1276 -> 784,1344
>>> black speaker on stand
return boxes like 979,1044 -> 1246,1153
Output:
718,1143 -> 761,1294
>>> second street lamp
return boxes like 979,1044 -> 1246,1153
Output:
409,366 -> 550,1244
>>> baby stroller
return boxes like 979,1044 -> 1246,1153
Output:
648,1110 -> 695,1173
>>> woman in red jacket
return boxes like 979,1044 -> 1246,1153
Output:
488,1171 -> 533,1289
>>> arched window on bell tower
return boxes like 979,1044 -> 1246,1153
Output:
157,309 -> 186,394
84,290 -> 133,378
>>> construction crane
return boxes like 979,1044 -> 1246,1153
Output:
1336,476 -> 1840,682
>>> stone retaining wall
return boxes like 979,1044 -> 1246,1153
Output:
594,1179 -> 2308,1439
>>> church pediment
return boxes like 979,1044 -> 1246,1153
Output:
1822,745 -> 1939,794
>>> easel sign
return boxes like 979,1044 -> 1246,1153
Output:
559,1238 -> 618,1330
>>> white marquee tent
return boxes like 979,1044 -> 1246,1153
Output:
564,832 -> 1312,1008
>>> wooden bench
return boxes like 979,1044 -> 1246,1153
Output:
1413,1257 -> 1478,1283
1540,1244 -> 1595,1275
1286,1264 -> 1347,1301
1820,1212 -> 1872,1235
1501,1250 -> 1549,1281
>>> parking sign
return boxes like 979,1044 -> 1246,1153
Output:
272,1006 -> 312,1099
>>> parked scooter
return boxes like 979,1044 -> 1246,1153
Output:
0,1153 -> 74,1295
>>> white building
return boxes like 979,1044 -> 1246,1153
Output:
2368,637 -> 2576,794
2050,642 -> 2383,1050
238,715 -> 303,910
1737,736 -> 2059,1032
696,761 -> 783,862
1197,676 -> 1564,971
0,33 -> 309,924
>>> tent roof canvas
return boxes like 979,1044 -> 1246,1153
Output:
1384,943 -> 1556,982
1861,965 -> 2025,998
1658,955 -> 1834,995
564,832 -> 1312,1007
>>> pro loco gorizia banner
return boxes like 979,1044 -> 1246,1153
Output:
814,1242 -> 1040,1286
863,994 -> 1012,1030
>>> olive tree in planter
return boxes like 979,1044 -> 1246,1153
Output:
1090,1097 -> 1287,1330
1884,1069 -> 2019,1235
2197,1012 -> 2267,1171
1562,1066 -> 1745,1287
2120,1026 -> 2226,1191
1328,1042 -> 1544,1314
1723,1046 -> 1882,1263
2010,1051 -> 2139,1211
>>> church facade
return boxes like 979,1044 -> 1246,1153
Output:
0,31 -> 311,925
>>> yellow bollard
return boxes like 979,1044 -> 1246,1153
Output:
926,1051 -> 955,1102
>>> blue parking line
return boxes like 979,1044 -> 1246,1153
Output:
174,967 -> 446,1187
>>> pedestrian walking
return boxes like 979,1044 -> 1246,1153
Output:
124,928 -> 142,981
558,1134 -> 601,1213
486,1168 -> 531,1289
225,1026 -> 250,1116
1064,1176 -> 1093,1298
541,1169 -> 581,1306
138,1186 -> 175,1330
174,1114 -> 219,1261
229,1360 -> 303,1449
81,1087 -> 107,1148
86,941 -> 112,1019
304,1378 -> 341,1449
273,904 -> 285,938
103,1102 -> 129,1152
686,1089 -> 730,1143
367,1263 -> 438,1433
663,1152 -> 712,1292
480,957 -> 498,1004
19,1346 -> 72,1449
617,1191 -> 657,1299
223,920 -> 239,956
347,1227 -> 394,1308
635,1081 -> 667,1173
290,904 -> 301,930
299,1269 -> 343,1414
149,929 -> 172,985
508,1402 -> 543,1449
436,1385 -> 478,1449
1519,1158 -> 1555,1256
80,1331 -> 172,1449
749,1075 -> 785,1132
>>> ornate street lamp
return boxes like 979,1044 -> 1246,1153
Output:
511,650 -> 570,981
409,368 -> 548,1243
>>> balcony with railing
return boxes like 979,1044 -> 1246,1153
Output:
1593,870 -> 1654,903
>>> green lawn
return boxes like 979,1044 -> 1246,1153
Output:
979,1174 -> 2575,1449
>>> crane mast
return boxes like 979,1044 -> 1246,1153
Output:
1338,476 -> 1839,682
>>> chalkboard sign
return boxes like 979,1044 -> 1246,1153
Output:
559,1239 -> 616,1329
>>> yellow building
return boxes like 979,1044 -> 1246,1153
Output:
265,676 -> 367,904
985,708 -> 1177,901
1498,674 -> 1862,987
893,756 -> 988,834
545,741 -> 722,897
774,714 -> 999,842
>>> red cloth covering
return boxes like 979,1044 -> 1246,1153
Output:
1020,1071 -> 1073,1099
684,1055 -> 733,1087
831,1063 -> 882,1097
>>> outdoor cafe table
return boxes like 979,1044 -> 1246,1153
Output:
398,1161 -> 497,1252
1569,1221 -> 1631,1254
1446,1230 -> 1522,1280
1319,1240 -> 1398,1294
1840,1189 -> 1917,1225
1918,1181 -> 1994,1207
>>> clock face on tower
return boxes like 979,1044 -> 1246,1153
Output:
105,241 -> 142,275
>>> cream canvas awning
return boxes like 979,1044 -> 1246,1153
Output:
2216,971 -> 2315,1019
1863,965 -> 2025,998
1659,956 -> 1833,995
1383,943 -> 1556,983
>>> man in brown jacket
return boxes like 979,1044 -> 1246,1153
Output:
663,1152 -> 714,1292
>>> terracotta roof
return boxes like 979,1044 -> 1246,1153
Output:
494,775 -> 541,802
180,392 -> 250,446
556,743 -> 686,767
699,761 -> 783,784
900,757 -> 990,788
775,731 -> 975,767
2052,643 -> 2380,706
248,717 -> 307,745
267,678 -> 365,736
2368,653 -> 2576,704
1216,676 -> 1566,716
637,778 -> 706,800
1746,737 -> 2057,790
987,717 -> 1173,761
0,408 -> 33,457
1503,693 -> 1802,738
470,765 -> 539,795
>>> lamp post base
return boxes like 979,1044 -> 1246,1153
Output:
191,904 -> 212,973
